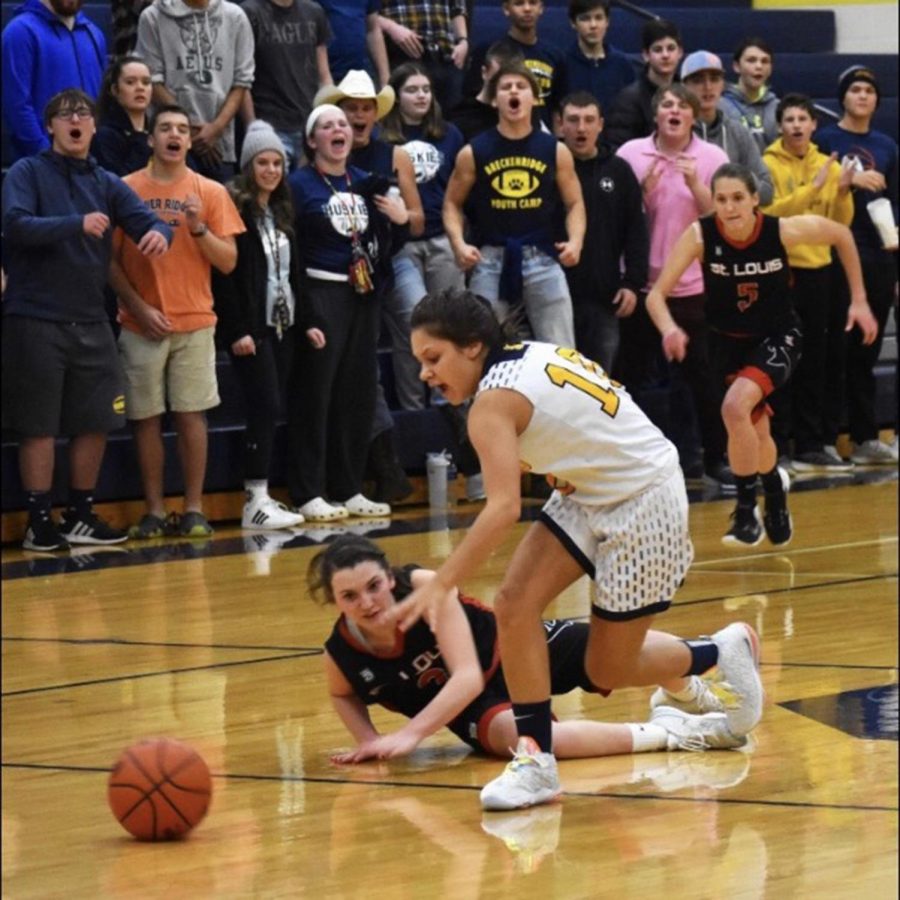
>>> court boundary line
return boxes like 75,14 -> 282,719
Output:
1,636 -> 321,653
674,572 -> 896,608
2,761 -> 897,814
1,651 -> 319,698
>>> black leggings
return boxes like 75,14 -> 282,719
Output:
229,328 -> 294,482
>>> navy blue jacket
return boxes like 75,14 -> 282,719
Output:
551,42 -> 637,117
2,151 -> 172,322
92,100 -> 152,178
1,0 -> 107,159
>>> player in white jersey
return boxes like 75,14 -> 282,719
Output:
384,288 -> 764,811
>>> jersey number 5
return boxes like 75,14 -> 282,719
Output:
737,282 -> 759,313
544,348 -> 621,418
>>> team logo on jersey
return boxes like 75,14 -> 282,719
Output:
599,176 -> 614,193
403,140 -> 443,183
485,156 -> 547,209
491,168 -> 541,199
112,395 -> 126,415
323,192 -> 370,237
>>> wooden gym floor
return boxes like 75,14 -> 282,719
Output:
2,472 -> 897,899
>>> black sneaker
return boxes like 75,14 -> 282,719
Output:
22,518 -> 70,552
722,504 -> 764,548
763,467 -> 793,546
59,510 -> 128,545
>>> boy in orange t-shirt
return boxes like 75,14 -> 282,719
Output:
110,104 -> 245,538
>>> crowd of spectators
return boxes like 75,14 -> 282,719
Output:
2,0 -> 897,550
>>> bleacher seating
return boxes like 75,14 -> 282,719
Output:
1,0 -> 897,524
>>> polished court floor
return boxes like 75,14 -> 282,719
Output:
2,475 -> 898,899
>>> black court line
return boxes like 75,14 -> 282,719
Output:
2,762 -> 896,814
674,572 -> 897,609
2,635 -> 322,653
3,470 -> 895,582
1,651 -> 316,698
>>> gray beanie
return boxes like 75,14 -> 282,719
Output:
239,120 -> 287,170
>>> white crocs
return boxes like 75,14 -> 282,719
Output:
297,497 -> 349,522
342,493 -> 392,518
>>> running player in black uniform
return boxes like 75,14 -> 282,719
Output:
310,535 -> 744,764
647,163 -> 878,547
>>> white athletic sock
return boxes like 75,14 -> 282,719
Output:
627,723 -> 670,753
245,480 -> 268,502
664,676 -> 701,702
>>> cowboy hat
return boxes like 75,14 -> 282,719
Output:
313,70 -> 395,121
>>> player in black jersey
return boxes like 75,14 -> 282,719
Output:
309,535 -> 744,764
647,163 -> 878,547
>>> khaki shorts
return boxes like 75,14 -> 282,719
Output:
118,326 -> 220,419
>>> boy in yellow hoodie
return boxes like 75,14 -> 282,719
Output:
762,93 -> 855,473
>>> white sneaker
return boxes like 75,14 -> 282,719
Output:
851,439 -> 898,465
710,623 -> 763,736
651,706 -> 747,751
342,493 -> 391,518
649,675 -> 728,714
242,495 -> 305,530
480,737 -> 561,811
297,497 -> 349,522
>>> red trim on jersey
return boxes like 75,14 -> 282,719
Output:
727,365 -> 775,423
477,702 -> 513,753
715,210 -> 764,250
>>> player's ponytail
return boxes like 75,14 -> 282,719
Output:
410,288 -> 518,350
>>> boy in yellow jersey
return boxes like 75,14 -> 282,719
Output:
762,93 -> 854,473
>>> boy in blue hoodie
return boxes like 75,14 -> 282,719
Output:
1,0 -> 107,160
1,89 -> 172,552
550,0 -> 635,124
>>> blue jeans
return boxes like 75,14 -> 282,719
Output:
387,235 -> 465,410
469,245 -> 575,347
273,128 -> 306,172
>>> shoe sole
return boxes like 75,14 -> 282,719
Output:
764,468 -> 793,547
790,463 -> 854,473
480,787 -> 562,812
63,533 -> 129,545
714,624 -> 763,736
22,540 -> 69,552
721,533 -> 764,548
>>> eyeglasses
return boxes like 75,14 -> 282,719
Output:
54,107 -> 94,121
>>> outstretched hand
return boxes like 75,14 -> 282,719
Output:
382,577 -> 447,633
330,730 -> 421,764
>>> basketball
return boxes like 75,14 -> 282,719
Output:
107,738 -> 212,841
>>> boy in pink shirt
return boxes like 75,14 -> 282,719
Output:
616,84 -> 732,487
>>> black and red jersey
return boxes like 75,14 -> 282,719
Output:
324,566 -> 501,723
700,212 -> 797,336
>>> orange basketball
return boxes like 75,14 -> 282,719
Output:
107,738 -> 212,841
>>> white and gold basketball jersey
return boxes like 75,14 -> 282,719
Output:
477,342 -> 679,506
